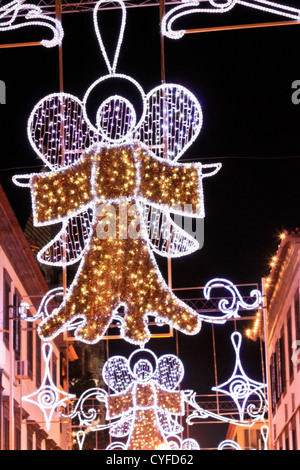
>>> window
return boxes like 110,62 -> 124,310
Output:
292,429 -> 297,450
285,432 -> 289,450
13,289 -> 21,357
3,416 -> 9,450
27,430 -> 33,450
27,327 -> 33,380
270,352 -> 277,412
287,309 -> 294,383
3,269 -> 11,344
52,353 -> 57,387
279,328 -> 286,394
292,417 -> 297,450
15,425 -> 21,450
294,288 -> 300,372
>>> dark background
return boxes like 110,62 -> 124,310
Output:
0,1 -> 299,449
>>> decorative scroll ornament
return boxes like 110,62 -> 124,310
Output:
198,278 -> 262,324
62,387 -> 107,428
22,342 -> 75,430
161,0 -> 300,39
0,0 -> 64,47
13,0 -> 222,346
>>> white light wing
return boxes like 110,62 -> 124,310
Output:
154,354 -> 184,391
102,356 -> 134,394
141,202 -> 200,258
136,83 -> 203,162
37,209 -> 94,266
27,92 -> 97,170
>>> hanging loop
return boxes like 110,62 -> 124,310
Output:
93,0 -> 127,75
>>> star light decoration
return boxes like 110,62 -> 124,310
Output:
13,0 -> 222,346
161,0 -> 300,40
0,0 -> 63,47
21,342 -> 75,431
186,332 -> 267,426
211,332 -> 267,422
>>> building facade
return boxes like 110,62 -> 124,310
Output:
0,185 -> 76,450
226,231 -> 300,451
264,231 -> 300,450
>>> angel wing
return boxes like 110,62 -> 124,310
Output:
141,202 -> 200,258
136,83 -> 203,162
102,355 -> 134,394
23,93 -> 98,266
136,83 -> 203,258
154,353 -> 185,391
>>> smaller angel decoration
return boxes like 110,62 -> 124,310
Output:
66,348 -> 194,450
100,348 -> 187,450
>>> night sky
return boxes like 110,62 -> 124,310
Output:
0,1 -> 299,450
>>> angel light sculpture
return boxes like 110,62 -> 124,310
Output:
93,348 -> 188,450
13,0 -> 221,345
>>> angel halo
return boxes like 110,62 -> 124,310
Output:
13,0 -> 222,346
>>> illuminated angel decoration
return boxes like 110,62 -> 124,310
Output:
13,0 -> 221,345
63,348 -> 199,450
97,349 -> 186,450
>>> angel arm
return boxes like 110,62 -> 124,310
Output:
137,148 -> 219,217
156,385 -> 185,416
30,154 -> 93,226
105,387 -> 134,420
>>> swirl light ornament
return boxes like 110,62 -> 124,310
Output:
21,343 -> 75,430
0,0 -> 64,47
62,387 -> 107,427
199,278 -> 262,324
161,0 -> 300,40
